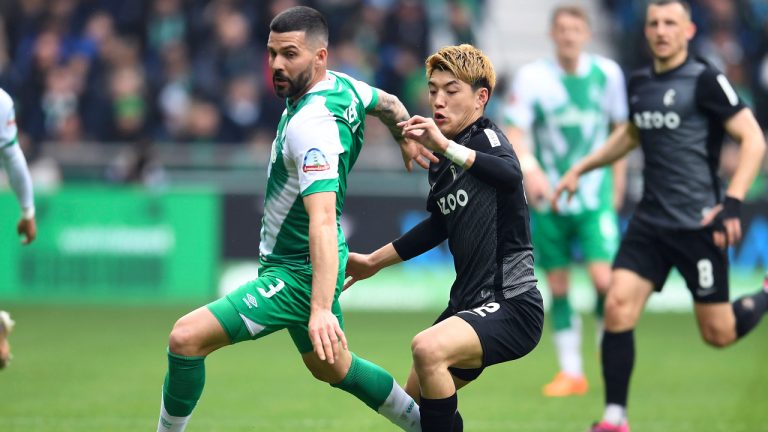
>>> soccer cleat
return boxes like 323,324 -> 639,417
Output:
0,310 -> 15,369
542,372 -> 588,397
589,420 -> 630,432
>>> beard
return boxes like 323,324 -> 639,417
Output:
272,64 -> 314,100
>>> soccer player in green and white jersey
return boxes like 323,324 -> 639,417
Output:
0,87 -> 36,370
504,5 -> 628,397
156,7 -> 435,432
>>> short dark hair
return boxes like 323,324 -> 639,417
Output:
649,0 -> 692,17
269,6 -> 329,47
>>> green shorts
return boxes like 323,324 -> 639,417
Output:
207,263 -> 345,354
531,208 -> 619,271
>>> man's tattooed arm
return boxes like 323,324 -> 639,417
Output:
368,89 -> 410,143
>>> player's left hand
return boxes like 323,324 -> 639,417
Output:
308,309 -> 348,365
17,217 -> 37,245
398,116 -> 450,154
398,137 -> 438,172
700,197 -> 742,248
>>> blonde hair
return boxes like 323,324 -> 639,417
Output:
425,44 -> 496,98
551,5 -> 591,28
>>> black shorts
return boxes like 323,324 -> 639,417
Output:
613,217 -> 729,303
435,288 -> 544,382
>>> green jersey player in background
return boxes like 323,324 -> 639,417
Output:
0,87 -> 36,370
156,7 -> 435,432
504,5 -> 628,397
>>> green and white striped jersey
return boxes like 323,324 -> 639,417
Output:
259,71 -> 378,265
505,53 -> 627,214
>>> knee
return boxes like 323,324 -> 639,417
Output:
411,333 -> 445,372
168,316 -> 203,356
303,355 -> 347,384
603,292 -> 639,331
700,324 -> 736,348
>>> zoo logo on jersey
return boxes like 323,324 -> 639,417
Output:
633,88 -> 681,130
302,148 -> 331,172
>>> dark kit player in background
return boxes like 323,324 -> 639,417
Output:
553,1 -> 768,431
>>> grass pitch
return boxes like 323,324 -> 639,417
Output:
0,305 -> 766,431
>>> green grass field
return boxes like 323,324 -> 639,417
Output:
0,305 -> 766,432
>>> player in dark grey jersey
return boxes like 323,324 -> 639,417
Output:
345,44 -> 543,432
553,1 -> 768,431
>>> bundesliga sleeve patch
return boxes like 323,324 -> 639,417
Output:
302,148 -> 331,172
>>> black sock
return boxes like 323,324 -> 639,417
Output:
453,411 -> 463,432
732,289 -> 768,339
420,393 -> 457,432
601,329 -> 634,407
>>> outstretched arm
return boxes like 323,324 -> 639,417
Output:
0,144 -> 36,244
345,213 -> 447,290
368,89 -> 438,171
552,122 -> 639,212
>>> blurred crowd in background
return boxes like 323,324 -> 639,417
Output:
0,0 -> 765,194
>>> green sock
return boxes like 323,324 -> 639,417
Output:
162,350 -> 206,417
595,294 -> 606,319
551,296 -> 573,331
332,353 -> 393,410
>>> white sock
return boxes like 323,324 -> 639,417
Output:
157,394 -> 192,432
377,381 -> 421,432
554,315 -> 583,376
603,403 -> 626,425
595,317 -> 605,347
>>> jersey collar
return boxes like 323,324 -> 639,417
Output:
552,52 -> 591,77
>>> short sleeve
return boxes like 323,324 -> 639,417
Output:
333,71 -> 378,112
503,65 -> 537,130
0,90 -> 18,148
695,67 -> 745,122
285,101 -> 343,196
600,58 -> 629,124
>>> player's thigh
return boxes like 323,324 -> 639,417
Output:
577,208 -> 620,265
665,226 -> 730,304
603,269 -> 654,331
613,217 -> 672,292
412,316 -> 483,370
453,289 -> 545,369
531,211 -> 572,271
287,296 -> 344,354
207,268 -> 314,345
693,302 -> 737,347
170,306 -> 231,356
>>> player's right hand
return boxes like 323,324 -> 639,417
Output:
551,169 -> 580,213
343,253 -> 378,290
17,217 -> 36,245
398,137 -> 438,172
308,309 -> 348,365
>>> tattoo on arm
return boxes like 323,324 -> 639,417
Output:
369,89 -> 410,142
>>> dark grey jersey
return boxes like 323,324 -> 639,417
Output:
426,118 -> 536,310
628,57 -> 745,229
